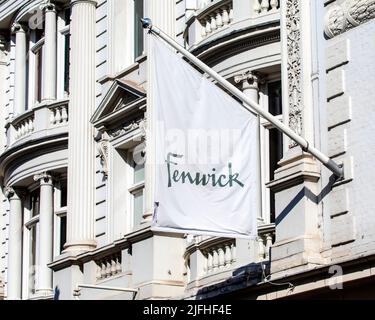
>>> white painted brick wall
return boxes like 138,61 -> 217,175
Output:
325,21 -> 375,261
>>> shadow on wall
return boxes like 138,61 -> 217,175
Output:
275,174 -> 337,226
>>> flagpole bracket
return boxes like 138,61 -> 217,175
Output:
141,18 -> 152,29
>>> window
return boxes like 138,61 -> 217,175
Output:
260,80 -> 283,224
26,189 -> 41,297
63,8 -> 71,95
134,0 -> 144,59
54,180 -> 67,255
30,28 -> 45,104
57,7 -> 71,98
128,146 -> 145,228
268,82 -> 283,223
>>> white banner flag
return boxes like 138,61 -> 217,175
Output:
150,36 -> 260,239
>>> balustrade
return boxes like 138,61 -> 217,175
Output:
49,103 -> 69,126
95,252 -> 122,281
253,0 -> 279,16
199,0 -> 233,40
14,114 -> 34,140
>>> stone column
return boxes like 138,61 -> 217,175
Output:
64,0 -> 97,253
144,0 -> 176,222
11,23 -> 27,116
235,71 -> 263,222
233,71 -> 263,267
41,2 -> 57,101
34,172 -> 54,296
0,36 -> 8,152
5,187 -> 23,300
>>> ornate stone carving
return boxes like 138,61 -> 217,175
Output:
325,0 -> 375,38
108,118 -> 144,138
97,135 -> 109,179
10,23 -> 26,34
34,171 -> 53,184
234,71 -> 264,91
286,0 -> 303,147
4,186 -> 15,199
40,0 -> 56,11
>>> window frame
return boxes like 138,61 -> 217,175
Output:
259,78 -> 283,225
126,145 -> 145,229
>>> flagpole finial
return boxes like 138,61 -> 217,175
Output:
141,18 -> 152,29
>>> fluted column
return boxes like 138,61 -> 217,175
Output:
0,36 -> 8,152
11,23 -> 27,116
64,0 -> 97,253
235,71 -> 263,222
5,187 -> 23,300
34,172 -> 54,296
144,0 -> 176,222
41,2 -> 57,101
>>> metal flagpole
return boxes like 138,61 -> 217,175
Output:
141,18 -> 344,179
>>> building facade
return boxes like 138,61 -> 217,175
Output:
0,0 -> 374,300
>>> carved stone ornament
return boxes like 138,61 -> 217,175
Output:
4,186 -> 15,199
97,136 -> 109,179
286,0 -> 303,148
11,23 -> 26,34
234,71 -> 264,91
34,171 -> 53,184
325,0 -> 375,38
40,0 -> 56,11
109,118 -> 144,138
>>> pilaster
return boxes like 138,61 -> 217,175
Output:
269,0 -> 324,277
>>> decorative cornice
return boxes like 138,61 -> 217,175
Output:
286,0 -> 303,148
108,117 -> 144,139
325,0 -> 375,38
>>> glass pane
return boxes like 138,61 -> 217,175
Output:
134,161 -> 145,184
269,128 -> 283,223
134,0 -> 144,58
133,190 -> 144,227
60,181 -> 67,208
60,216 -> 67,254
268,81 -> 282,116
64,34 -> 70,94
31,190 -> 40,217
35,47 -> 43,103
29,225 -> 37,296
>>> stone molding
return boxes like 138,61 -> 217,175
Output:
325,0 -> 375,38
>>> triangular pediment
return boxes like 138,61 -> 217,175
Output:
91,79 -> 146,128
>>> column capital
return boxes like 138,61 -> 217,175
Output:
34,171 -> 54,185
4,186 -> 15,199
234,70 -> 264,91
70,0 -> 98,7
40,0 -> 56,12
11,22 -> 27,34
4,186 -> 25,200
